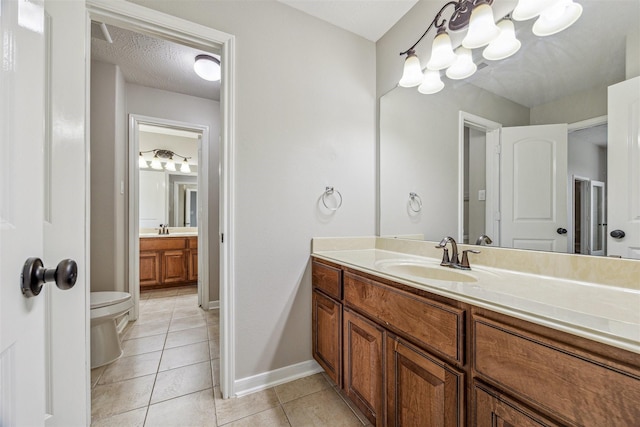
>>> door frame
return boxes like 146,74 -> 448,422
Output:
87,0 -> 236,398
458,112 -> 502,245
129,115 -> 210,316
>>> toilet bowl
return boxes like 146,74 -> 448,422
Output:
90,291 -> 133,369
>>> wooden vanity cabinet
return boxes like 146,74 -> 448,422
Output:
140,236 -> 198,289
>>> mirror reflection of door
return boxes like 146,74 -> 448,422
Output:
185,188 -> 198,227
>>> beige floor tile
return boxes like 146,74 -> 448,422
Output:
122,334 -> 166,357
283,388 -> 363,427
91,374 -> 155,421
159,341 -> 210,371
145,389 -> 217,427
172,305 -> 205,320
150,361 -> 212,404
143,288 -> 179,299
164,326 -> 208,349
212,359 -> 220,387
91,365 -> 107,388
98,351 -> 162,385
125,320 -> 170,340
335,388 -> 374,426
141,299 -> 176,314
275,373 -> 331,404
205,310 -> 219,326
221,406 -> 291,427
320,372 -> 337,388
173,294 -> 199,308
91,407 -> 147,427
214,387 -> 280,425
176,285 -> 198,295
136,310 -> 173,325
209,336 -> 220,360
207,325 -> 219,340
169,314 -> 206,332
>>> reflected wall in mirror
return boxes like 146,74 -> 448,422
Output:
379,0 -> 640,259
138,125 -> 200,229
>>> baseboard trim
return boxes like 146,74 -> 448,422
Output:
208,300 -> 219,310
233,359 -> 323,397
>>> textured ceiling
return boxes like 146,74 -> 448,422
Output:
91,23 -> 220,101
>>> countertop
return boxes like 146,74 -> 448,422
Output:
140,233 -> 197,238
312,248 -> 640,354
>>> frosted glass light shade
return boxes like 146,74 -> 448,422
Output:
194,55 -> 221,81
150,155 -> 162,170
462,3 -> 501,49
512,0 -> 556,21
138,153 -> 148,169
483,19 -> 521,61
446,47 -> 477,80
164,158 -> 176,171
418,70 -> 444,95
426,30 -> 457,70
180,160 -> 191,173
533,0 -> 583,36
399,51 -> 424,87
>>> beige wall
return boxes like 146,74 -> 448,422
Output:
129,0 -> 377,382
90,61 -> 127,292
530,85 -> 608,125
627,27 -> 640,79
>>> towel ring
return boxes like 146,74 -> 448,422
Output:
409,192 -> 422,213
322,187 -> 343,211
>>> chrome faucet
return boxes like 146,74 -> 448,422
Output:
158,224 -> 169,235
436,236 -> 459,267
476,234 -> 493,246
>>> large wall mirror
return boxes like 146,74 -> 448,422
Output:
379,0 -> 640,259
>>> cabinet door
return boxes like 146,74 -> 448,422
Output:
161,249 -> 188,284
343,308 -> 384,426
140,251 -> 161,287
312,290 -> 342,387
188,249 -> 198,281
474,384 -> 560,427
387,336 -> 464,427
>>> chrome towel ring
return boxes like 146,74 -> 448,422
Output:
322,187 -> 343,211
409,192 -> 422,213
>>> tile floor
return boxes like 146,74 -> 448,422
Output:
91,285 -> 371,426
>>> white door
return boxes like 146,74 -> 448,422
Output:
501,124 -> 569,252
608,77 -> 640,259
590,180 -> 606,256
0,0 -> 88,426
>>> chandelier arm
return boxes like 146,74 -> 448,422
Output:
399,0 -> 463,56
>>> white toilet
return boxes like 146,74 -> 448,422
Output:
90,291 -> 133,369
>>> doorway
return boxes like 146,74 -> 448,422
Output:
87,0 -> 235,398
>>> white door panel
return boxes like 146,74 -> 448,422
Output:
608,77 -> 640,259
1,0 -> 47,425
501,124 -> 569,252
1,0 -> 88,425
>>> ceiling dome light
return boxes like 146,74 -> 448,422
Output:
462,1 -> 501,49
418,70 -> 444,95
512,0 -> 557,21
427,28 -> 457,71
194,54 -> 221,81
533,0 -> 583,37
399,50 -> 424,87
446,47 -> 477,80
483,19 -> 521,61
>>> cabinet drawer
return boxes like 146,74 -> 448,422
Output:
312,260 -> 342,300
140,237 -> 187,251
188,236 -> 197,249
344,272 -> 464,364
473,316 -> 640,426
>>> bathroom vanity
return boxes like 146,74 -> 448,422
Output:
140,234 -> 198,289
311,237 -> 640,427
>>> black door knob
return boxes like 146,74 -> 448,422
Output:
556,228 -> 568,235
21,258 -> 78,298
610,229 -> 626,239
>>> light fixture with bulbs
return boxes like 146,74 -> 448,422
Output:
139,149 -> 193,173
193,54 -> 221,81
399,0 -> 583,95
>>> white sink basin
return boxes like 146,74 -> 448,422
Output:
375,260 -> 477,283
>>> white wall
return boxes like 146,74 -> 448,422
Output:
129,0 -> 377,383
530,85 -> 608,126
90,60 -> 127,292
126,84 -> 220,301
